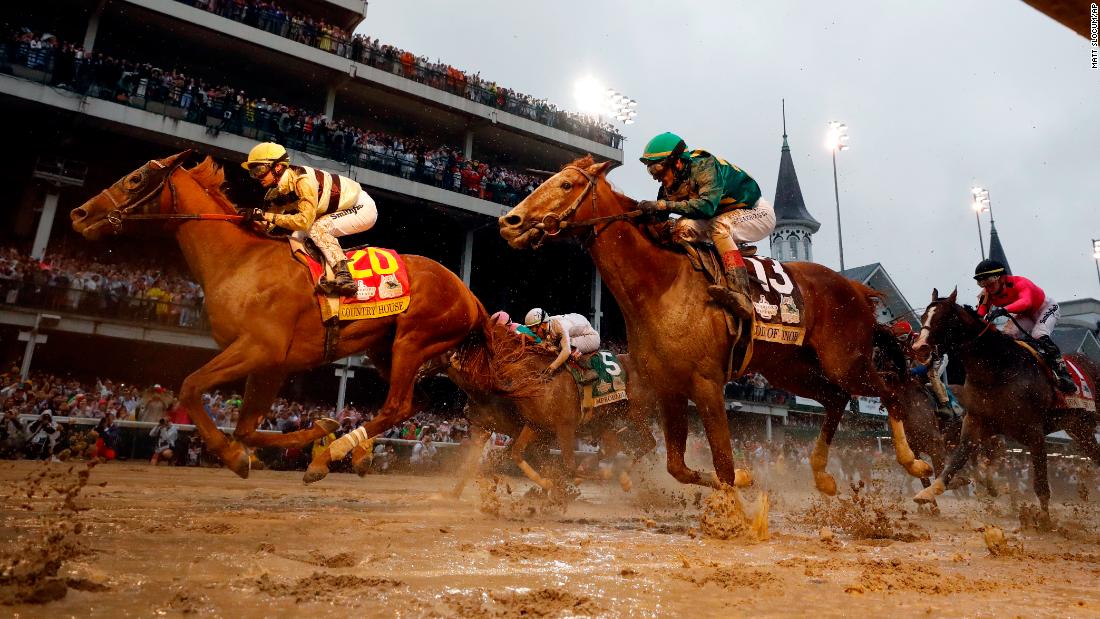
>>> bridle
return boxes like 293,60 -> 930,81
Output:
530,165 -> 643,248
916,300 -> 997,362
97,158 -> 243,233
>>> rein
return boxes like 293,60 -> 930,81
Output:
533,165 -> 642,244
101,159 -> 244,231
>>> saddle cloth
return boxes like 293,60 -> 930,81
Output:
290,238 -> 412,322
566,350 -> 628,423
1015,341 -> 1096,412
651,223 -> 807,348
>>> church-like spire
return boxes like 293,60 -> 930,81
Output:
773,100 -> 820,232
988,220 -> 1012,275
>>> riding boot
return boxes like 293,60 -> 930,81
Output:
707,265 -> 754,320
1036,335 -> 1077,393
317,260 -> 358,297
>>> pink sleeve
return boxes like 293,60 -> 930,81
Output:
1002,279 -> 1040,314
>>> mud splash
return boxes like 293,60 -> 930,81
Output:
797,480 -> 926,541
0,462 -> 98,605
698,485 -> 769,541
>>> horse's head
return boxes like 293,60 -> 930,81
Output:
499,156 -> 618,249
71,150 -> 192,240
911,287 -> 973,364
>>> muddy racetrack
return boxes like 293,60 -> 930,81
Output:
2,459 -> 1099,617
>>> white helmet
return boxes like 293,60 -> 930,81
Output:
523,308 -> 548,327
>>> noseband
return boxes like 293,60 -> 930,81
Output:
531,165 -> 643,248
97,158 -> 242,232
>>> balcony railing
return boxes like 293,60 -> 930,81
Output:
0,40 -> 536,208
1,280 -> 210,332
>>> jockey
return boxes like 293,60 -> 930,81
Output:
974,258 -> 1076,393
523,308 -> 599,372
240,142 -> 378,296
637,132 -> 776,320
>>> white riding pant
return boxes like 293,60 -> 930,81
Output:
1002,297 -> 1060,340
309,192 -> 378,267
570,332 -> 601,355
674,198 -> 776,254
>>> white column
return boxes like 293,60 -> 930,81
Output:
590,269 -> 603,332
324,86 -> 337,119
464,130 -> 474,160
335,357 -> 354,412
30,192 -> 59,261
83,0 -> 108,52
765,415 -> 773,441
460,229 -> 474,287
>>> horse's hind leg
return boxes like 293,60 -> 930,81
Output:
305,337 -> 461,483
512,425 -> 554,491
1029,437 -> 1052,519
1064,416 -> 1100,467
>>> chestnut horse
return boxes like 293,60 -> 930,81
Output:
447,325 -> 657,495
911,290 -> 1100,516
498,157 -> 931,494
70,152 -> 501,480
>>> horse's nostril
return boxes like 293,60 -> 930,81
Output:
501,214 -> 522,227
72,207 -> 87,220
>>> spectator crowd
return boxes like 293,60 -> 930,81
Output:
2,25 -> 549,208
0,244 -> 207,329
176,0 -> 623,148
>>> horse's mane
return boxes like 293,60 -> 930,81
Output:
452,322 -> 553,398
187,157 -> 238,214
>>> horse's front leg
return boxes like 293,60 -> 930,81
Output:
233,370 -> 340,449
915,414 -> 985,504
177,339 -> 270,478
881,389 -> 934,479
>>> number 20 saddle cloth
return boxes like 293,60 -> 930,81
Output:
290,238 -> 412,322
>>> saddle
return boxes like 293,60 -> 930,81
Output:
642,220 -> 756,287
1014,341 -> 1096,412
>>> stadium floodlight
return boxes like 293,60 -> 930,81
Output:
826,121 -> 850,270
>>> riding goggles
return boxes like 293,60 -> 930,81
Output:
646,161 -> 668,180
247,163 -> 274,179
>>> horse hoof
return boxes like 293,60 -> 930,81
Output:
303,465 -> 329,484
914,479 -> 945,504
315,417 -> 340,434
618,471 -> 633,493
907,458 -> 934,479
734,468 -> 753,488
223,445 -> 251,479
352,457 -> 372,478
814,472 -> 837,496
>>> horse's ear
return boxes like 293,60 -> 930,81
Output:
947,287 -> 958,304
158,149 -> 193,168
931,288 -> 939,301
588,159 -> 616,177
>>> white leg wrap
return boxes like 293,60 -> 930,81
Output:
328,426 -> 369,460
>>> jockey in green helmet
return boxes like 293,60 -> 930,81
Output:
638,132 -> 775,320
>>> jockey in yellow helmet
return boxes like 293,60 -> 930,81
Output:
241,142 -> 378,296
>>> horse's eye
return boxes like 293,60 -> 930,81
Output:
124,172 -> 144,189
561,181 -> 572,191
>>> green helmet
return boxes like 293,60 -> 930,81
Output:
639,132 -> 688,164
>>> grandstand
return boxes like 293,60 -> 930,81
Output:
0,1 -> 626,401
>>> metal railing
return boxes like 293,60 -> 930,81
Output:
0,281 -> 209,331
174,0 -> 623,148
0,40 -> 537,208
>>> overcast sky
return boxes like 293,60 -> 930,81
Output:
361,1 -> 1099,309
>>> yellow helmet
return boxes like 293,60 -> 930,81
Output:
241,142 -> 289,171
